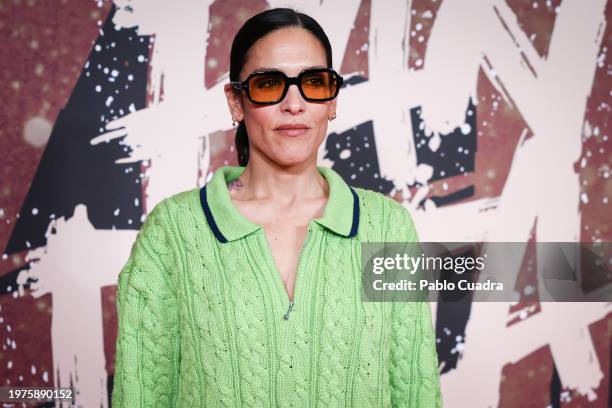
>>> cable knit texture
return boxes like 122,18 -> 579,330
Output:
112,167 -> 443,407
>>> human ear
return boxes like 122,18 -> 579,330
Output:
224,83 -> 244,122
328,98 -> 337,120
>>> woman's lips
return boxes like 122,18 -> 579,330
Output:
274,127 -> 310,137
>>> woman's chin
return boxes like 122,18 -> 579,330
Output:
270,152 -> 316,167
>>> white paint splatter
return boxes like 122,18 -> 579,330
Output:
23,116 -> 52,148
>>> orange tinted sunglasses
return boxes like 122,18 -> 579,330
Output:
230,68 -> 344,105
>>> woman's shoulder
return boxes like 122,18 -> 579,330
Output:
352,186 -> 414,222
139,187 -> 204,241
147,187 -> 201,221
350,186 -> 418,242
135,187 -> 210,258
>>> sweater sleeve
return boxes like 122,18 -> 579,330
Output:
386,201 -> 443,408
112,201 -> 180,407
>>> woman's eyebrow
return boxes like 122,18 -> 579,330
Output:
251,67 -> 281,72
251,65 -> 328,73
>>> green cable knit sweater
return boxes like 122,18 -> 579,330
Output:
112,165 -> 442,407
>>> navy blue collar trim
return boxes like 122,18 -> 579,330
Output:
348,186 -> 359,238
199,185 -> 228,243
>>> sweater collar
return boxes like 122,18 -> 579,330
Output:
200,165 -> 359,243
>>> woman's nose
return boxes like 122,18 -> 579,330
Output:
281,84 -> 306,113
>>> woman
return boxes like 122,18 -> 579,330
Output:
112,7 -> 442,407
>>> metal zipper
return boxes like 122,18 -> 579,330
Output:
283,300 -> 295,320
283,226 -> 311,320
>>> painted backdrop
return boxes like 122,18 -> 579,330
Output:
0,0 -> 610,407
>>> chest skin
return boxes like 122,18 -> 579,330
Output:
260,222 -> 309,301
230,193 -> 327,302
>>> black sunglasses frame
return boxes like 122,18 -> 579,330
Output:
230,68 -> 344,105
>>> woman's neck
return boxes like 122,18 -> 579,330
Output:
229,155 -> 328,205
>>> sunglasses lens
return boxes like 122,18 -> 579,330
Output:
248,72 -> 285,103
301,70 -> 337,100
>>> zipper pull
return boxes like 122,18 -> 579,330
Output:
283,300 -> 295,320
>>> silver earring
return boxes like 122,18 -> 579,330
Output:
232,118 -> 237,126
329,112 -> 336,121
